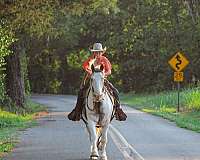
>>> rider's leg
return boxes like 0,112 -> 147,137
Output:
68,88 -> 85,121
68,75 -> 90,121
104,79 -> 127,121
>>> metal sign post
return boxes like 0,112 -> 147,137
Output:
168,52 -> 189,112
177,82 -> 180,112
174,71 -> 183,112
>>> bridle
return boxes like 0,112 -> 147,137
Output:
84,71 -> 115,122
90,75 -> 106,102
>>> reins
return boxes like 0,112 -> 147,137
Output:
86,81 -> 106,112
86,86 -> 93,112
83,71 -> 115,123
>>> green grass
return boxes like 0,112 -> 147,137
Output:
1,99 -> 47,115
0,128 -> 18,154
121,87 -> 200,133
0,100 -> 47,156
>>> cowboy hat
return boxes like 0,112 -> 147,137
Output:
90,43 -> 106,52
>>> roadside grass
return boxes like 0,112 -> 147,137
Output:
121,87 -> 200,133
0,100 -> 47,156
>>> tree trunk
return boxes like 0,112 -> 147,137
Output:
5,41 -> 25,107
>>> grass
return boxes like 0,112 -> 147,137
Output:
121,87 -> 200,133
0,100 -> 47,157
0,128 -> 18,154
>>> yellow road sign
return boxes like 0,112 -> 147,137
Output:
174,72 -> 184,82
168,52 -> 189,72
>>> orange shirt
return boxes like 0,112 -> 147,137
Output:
82,54 -> 112,76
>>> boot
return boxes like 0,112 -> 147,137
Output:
104,79 -> 127,121
115,101 -> 127,121
68,91 -> 84,121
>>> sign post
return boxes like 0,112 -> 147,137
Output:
173,71 -> 184,112
177,82 -> 180,112
168,52 -> 189,112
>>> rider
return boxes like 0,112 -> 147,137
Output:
68,43 -> 127,121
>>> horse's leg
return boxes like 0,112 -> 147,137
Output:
98,124 -> 109,160
87,121 -> 99,159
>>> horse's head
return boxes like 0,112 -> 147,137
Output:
90,64 -> 105,102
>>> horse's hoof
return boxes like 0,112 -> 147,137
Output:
90,155 -> 99,160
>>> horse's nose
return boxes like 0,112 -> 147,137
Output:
94,94 -> 100,98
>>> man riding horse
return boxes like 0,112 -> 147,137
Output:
68,43 -> 127,121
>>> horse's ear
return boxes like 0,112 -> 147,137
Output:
100,64 -> 104,71
91,64 -> 95,73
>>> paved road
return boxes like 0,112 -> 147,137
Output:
4,95 -> 200,160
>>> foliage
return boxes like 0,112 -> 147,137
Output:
67,50 -> 90,69
29,0 -> 200,94
28,47 -> 62,94
184,88 -> 200,111
49,79 -> 62,94
0,0 -> 57,37
2,0 -> 200,95
121,87 -> 200,111
0,110 -> 32,128
0,24 -> 16,103
20,47 -> 31,96
0,128 -> 16,154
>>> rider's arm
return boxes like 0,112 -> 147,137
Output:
102,57 -> 112,76
82,56 -> 94,75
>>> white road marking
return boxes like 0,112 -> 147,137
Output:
109,125 -> 145,160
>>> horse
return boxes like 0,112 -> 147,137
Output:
82,64 -> 114,160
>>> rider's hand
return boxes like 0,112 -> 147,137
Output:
92,54 -> 96,58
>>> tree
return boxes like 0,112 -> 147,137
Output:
0,0 -> 58,107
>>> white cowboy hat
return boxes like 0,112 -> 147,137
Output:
90,43 -> 107,52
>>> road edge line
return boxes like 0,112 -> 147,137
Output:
109,124 -> 145,160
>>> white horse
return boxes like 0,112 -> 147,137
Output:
82,65 -> 114,160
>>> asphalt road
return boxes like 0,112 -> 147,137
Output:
3,95 -> 200,160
